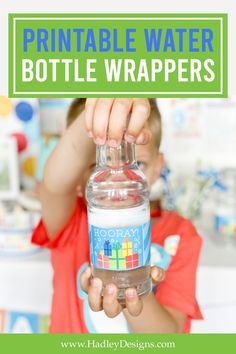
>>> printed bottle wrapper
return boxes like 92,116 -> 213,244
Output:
89,221 -> 150,271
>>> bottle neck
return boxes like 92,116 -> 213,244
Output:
96,141 -> 136,168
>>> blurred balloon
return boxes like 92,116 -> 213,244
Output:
22,156 -> 37,178
11,133 -> 28,153
0,96 -> 13,116
15,102 -> 34,122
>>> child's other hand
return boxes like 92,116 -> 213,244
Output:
85,98 -> 151,147
80,266 -> 165,318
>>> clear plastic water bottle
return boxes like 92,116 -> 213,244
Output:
86,140 -> 151,303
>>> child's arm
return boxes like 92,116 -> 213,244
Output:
41,112 -> 95,238
123,293 -> 187,333
41,98 -> 151,238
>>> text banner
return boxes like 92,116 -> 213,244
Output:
8,14 -> 228,97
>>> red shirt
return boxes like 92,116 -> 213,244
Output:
32,198 -> 203,333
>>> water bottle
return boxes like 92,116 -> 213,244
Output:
86,140 -> 151,303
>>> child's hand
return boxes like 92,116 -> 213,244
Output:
85,98 -> 151,147
80,266 -> 165,318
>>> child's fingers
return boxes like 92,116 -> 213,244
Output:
102,284 -> 123,318
125,99 -> 150,143
80,266 -> 92,293
92,98 -> 114,145
125,288 -> 143,316
136,128 -> 152,145
151,266 -> 166,285
108,99 -> 133,147
87,277 -> 103,312
85,99 -> 97,137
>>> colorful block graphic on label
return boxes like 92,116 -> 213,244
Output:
103,240 -> 112,256
122,238 -> 133,256
98,252 -> 110,269
108,248 -> 126,270
89,221 -> 150,271
126,254 -> 139,268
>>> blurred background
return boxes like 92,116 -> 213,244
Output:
0,96 -> 236,333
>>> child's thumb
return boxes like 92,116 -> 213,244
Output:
151,266 -> 166,285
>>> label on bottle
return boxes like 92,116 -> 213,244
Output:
215,214 -> 236,236
88,221 -> 150,271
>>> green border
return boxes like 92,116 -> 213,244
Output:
8,13 -> 229,18
0,333 -> 236,354
222,13 -> 228,97
8,13 -> 228,98
8,14 -> 13,99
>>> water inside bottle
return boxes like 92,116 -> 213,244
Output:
88,202 -> 152,302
